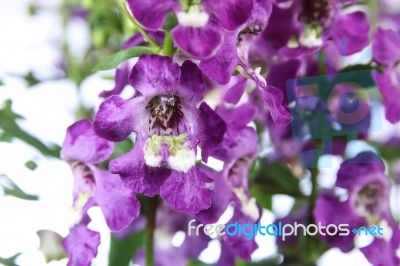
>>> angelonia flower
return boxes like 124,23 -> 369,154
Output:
314,152 -> 400,265
61,120 -> 140,265
59,0 -> 400,264
94,54 -> 224,215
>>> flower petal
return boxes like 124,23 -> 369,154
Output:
93,95 -> 137,142
372,28 -> 400,65
178,60 -> 207,103
224,76 -> 247,105
199,33 -> 238,85
129,54 -> 180,97
258,85 -> 292,126
109,142 -> 171,197
63,225 -> 100,266
99,63 -> 130,98
172,24 -> 222,59
62,119 -> 113,164
330,11 -> 370,55
127,0 -> 179,30
373,70 -> 400,124
160,167 -> 214,215
92,167 -> 140,231
198,102 -> 227,162
203,0 -> 253,31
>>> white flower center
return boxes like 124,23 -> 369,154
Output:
143,134 -> 196,172
168,148 -> 196,173
177,6 -> 209,28
299,28 -> 322,47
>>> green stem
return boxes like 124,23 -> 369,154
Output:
121,2 -> 158,48
145,196 -> 158,266
161,31 -> 174,56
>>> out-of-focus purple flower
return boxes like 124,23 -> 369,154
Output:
100,63 -> 131,98
314,152 -> 400,265
94,55 -> 225,215
372,28 -> 400,124
62,119 -> 140,231
255,1 -> 370,60
62,224 -> 100,266
196,104 -> 261,259
133,204 -> 210,266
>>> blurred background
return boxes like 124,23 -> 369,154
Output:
0,0 -> 398,265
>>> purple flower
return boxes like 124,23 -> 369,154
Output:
62,119 -> 140,231
94,55 -> 224,215
314,152 -> 400,265
372,28 -> 400,124
99,63 -> 131,98
196,104 -> 261,259
62,224 -> 100,266
133,204 -> 210,266
126,0 -> 256,58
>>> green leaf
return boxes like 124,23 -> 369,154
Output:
0,100 -> 60,158
24,71 -> 41,87
25,160 -> 38,171
108,230 -> 144,266
0,253 -> 21,266
252,162 -> 304,198
0,174 -> 39,201
92,46 -> 157,71
0,79 -> 4,86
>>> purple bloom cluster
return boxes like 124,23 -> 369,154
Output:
60,0 -> 400,265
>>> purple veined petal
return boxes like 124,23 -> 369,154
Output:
258,85 -> 292,126
62,119 -> 114,164
199,33 -> 238,85
330,11 -> 370,56
172,23 -> 222,59
160,166 -> 214,215
93,95 -> 140,142
203,0 -> 254,31
99,63 -> 130,98
129,54 -> 181,97
198,102 -> 227,162
372,28 -> 400,66
224,75 -> 247,104
63,224 -> 100,266
109,141 -> 171,197
91,167 -> 140,231
177,60 -> 206,104
127,0 -> 179,30
373,69 -> 400,124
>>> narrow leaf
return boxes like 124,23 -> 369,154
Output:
0,174 -> 39,201
92,46 -> 157,71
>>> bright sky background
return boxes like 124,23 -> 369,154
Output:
1,0 -> 399,266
